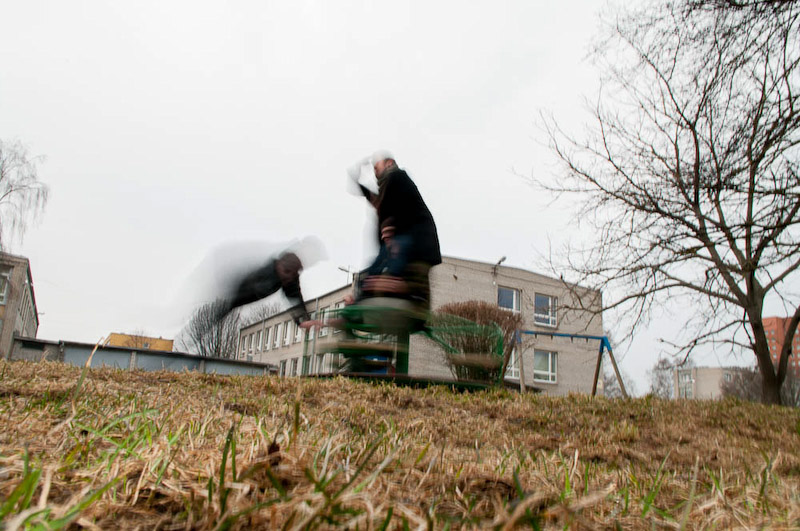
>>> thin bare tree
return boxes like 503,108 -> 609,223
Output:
540,0 -> 800,404
176,300 -> 240,359
721,366 -> 800,407
240,301 -> 280,328
0,139 -> 49,250
647,357 -> 676,399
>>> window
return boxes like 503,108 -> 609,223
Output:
333,301 -> 345,334
318,306 -> 330,337
302,356 -> 310,375
497,287 -> 520,312
533,350 -> 557,383
283,320 -> 292,346
264,328 -> 271,351
0,267 -> 10,306
723,372 -> 732,382
249,333 -> 256,352
256,330 -> 263,351
290,358 -> 298,376
273,324 -> 281,348
294,322 -> 303,343
505,348 -> 519,379
534,293 -> 557,327
279,360 -> 287,377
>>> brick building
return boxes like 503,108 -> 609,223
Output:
238,256 -> 603,395
763,317 -> 800,379
0,251 -> 39,359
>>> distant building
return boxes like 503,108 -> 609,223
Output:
0,252 -> 38,359
763,317 -> 800,379
106,333 -> 174,352
238,256 -> 604,395
673,366 -> 749,400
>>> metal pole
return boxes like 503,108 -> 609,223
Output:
606,344 -> 628,398
591,341 -> 604,397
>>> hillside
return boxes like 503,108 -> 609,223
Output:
1,360 -> 799,529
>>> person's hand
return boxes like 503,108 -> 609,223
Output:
380,225 -> 395,242
363,275 -> 407,293
344,294 -> 355,305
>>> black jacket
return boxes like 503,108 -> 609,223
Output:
362,167 -> 442,267
228,261 -> 309,324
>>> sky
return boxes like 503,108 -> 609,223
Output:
0,0 -> 756,393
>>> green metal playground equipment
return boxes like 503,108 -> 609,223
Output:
301,301 -> 627,395
306,301 -> 508,388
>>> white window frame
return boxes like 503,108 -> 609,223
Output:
290,357 -> 298,376
533,349 -> 557,383
333,301 -> 345,334
256,330 -> 263,351
279,359 -> 287,377
273,324 -> 281,348
264,327 -> 271,351
0,268 -> 10,306
505,347 -> 520,379
533,293 -> 558,327
497,286 -> 520,313
294,321 -> 303,343
283,320 -> 292,346
318,306 -> 330,337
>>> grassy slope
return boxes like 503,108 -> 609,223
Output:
1,360 -> 799,529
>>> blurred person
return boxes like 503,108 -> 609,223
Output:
172,237 -> 325,327
347,151 -> 441,306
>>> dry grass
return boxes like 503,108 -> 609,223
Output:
1,360 -> 800,529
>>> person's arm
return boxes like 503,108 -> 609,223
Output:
281,279 -> 311,325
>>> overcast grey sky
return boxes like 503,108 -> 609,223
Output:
2,0 -> 748,391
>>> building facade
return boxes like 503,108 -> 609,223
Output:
763,317 -> 800,379
238,256 -> 603,395
673,366 -> 748,400
0,252 -> 38,359
106,333 -> 174,352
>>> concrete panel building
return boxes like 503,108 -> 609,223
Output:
673,366 -> 748,400
238,256 -> 603,395
0,252 -> 38,359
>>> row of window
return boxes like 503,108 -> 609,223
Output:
274,349 -> 560,383
497,287 -> 558,327
279,352 -> 344,377
240,301 -> 346,356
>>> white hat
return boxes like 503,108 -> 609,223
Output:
370,150 -> 395,165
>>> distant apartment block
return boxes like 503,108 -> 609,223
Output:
238,256 -> 603,395
106,333 -> 174,352
673,366 -> 749,400
763,317 -> 800,379
0,252 -> 38,359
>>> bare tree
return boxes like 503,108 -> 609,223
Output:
121,329 -> 152,349
240,301 -> 280,327
647,357 -> 676,399
0,139 -> 49,250
721,366 -> 800,406
602,364 -> 638,398
175,300 -> 240,359
541,0 -> 800,404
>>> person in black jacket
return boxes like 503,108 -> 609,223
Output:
225,251 -> 311,325
350,151 -> 441,305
